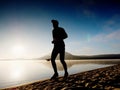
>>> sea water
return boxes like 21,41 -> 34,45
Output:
0,59 -> 120,89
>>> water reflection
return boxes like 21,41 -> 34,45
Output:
0,60 -> 53,88
0,59 -> 120,89
42,59 -> 120,70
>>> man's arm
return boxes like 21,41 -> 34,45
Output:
62,29 -> 68,39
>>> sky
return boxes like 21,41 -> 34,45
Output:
0,0 -> 120,59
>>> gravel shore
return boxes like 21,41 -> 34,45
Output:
3,64 -> 120,90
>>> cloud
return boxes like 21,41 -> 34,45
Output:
67,30 -> 120,55
111,43 -> 120,49
102,14 -> 120,31
106,30 -> 120,40
91,30 -> 120,42
91,33 -> 107,42
75,0 -> 97,19
81,47 -> 94,53
72,46 -> 95,55
83,9 -> 95,18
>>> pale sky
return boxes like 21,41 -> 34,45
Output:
0,0 -> 120,59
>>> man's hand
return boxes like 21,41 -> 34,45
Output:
52,40 -> 54,44
52,38 -> 57,44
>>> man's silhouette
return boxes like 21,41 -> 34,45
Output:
50,20 -> 68,80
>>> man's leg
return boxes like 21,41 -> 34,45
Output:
51,47 -> 58,79
60,48 -> 68,77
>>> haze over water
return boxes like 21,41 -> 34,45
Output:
0,59 -> 120,89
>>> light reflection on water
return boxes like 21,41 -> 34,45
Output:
0,59 -> 120,89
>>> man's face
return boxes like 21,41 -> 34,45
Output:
53,23 -> 58,28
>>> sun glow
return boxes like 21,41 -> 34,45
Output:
12,68 -> 22,79
11,44 -> 26,58
10,61 -> 24,79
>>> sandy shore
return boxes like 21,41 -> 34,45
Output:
2,64 -> 120,90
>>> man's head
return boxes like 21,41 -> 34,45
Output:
51,20 -> 59,28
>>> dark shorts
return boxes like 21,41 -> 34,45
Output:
51,42 -> 65,60
53,44 -> 65,53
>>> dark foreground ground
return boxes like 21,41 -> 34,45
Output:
2,64 -> 120,90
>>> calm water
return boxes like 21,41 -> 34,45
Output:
0,59 -> 120,89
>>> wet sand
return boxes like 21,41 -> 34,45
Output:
2,64 -> 120,90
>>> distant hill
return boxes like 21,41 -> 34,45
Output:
38,52 -> 120,60
39,52 -> 74,60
